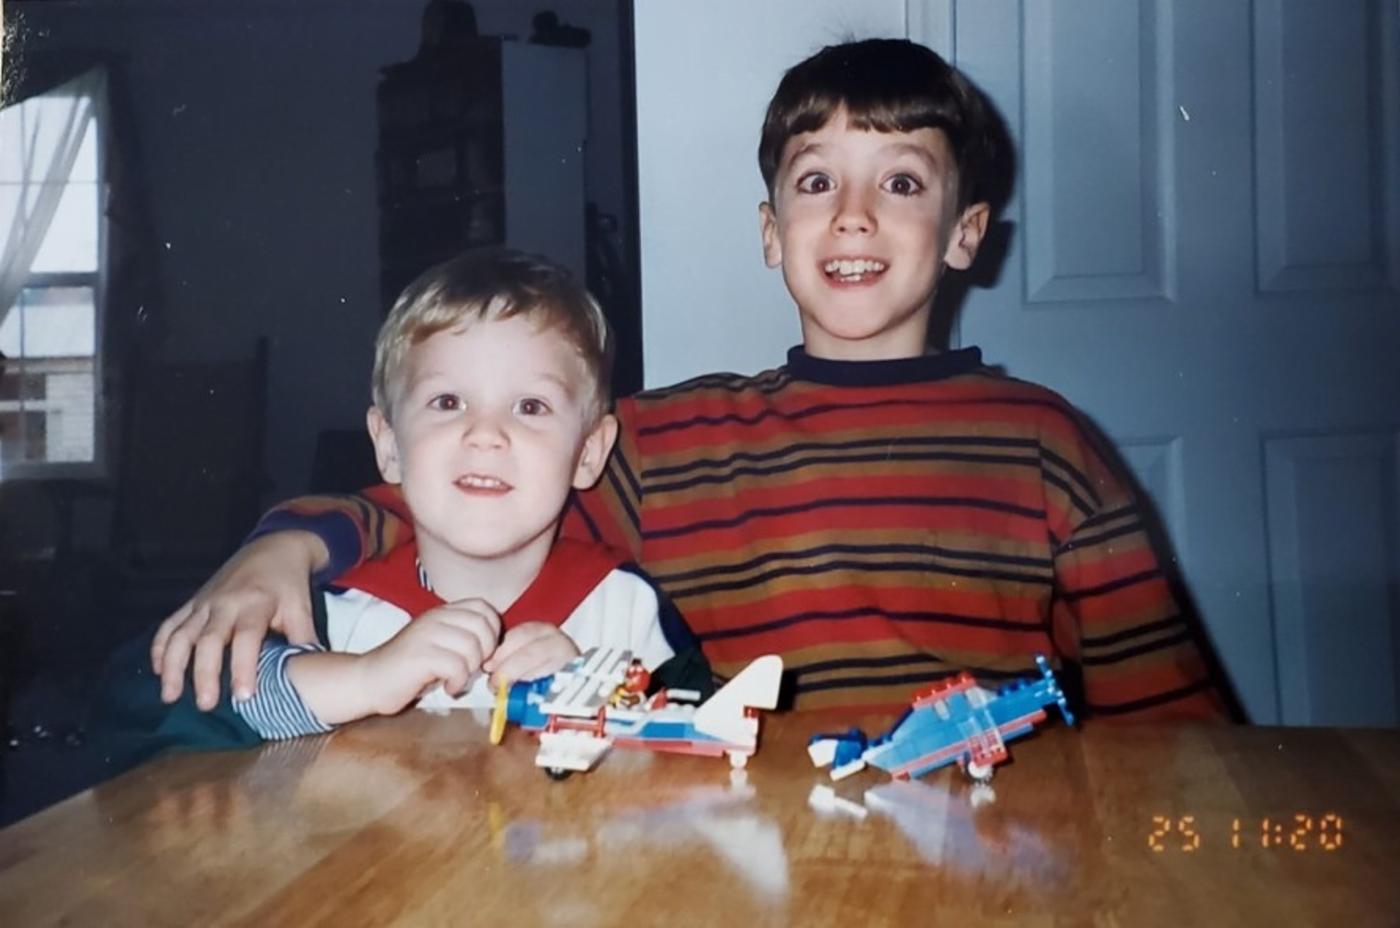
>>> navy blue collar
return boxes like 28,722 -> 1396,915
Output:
784,345 -> 984,387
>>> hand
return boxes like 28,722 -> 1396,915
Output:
151,531 -> 327,710
482,622 -> 580,689
352,599 -> 503,718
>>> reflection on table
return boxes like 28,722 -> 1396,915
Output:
1,708 -> 1397,926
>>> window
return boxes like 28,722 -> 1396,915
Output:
0,69 -> 106,478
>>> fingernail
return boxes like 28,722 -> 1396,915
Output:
234,688 -> 251,701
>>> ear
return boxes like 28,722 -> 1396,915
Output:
758,201 -> 783,268
366,405 -> 403,484
572,413 -> 619,490
942,201 -> 991,271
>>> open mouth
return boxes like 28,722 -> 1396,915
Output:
454,474 -> 512,495
823,258 -> 887,284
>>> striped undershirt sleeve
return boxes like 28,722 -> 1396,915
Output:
233,642 -> 335,740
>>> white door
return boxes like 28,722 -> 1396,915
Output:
632,0 -> 1399,725
923,0 -> 1400,724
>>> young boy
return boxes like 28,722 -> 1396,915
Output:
107,249 -> 695,752
153,39 -> 1228,721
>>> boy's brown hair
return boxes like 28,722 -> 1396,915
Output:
371,248 -> 613,420
758,38 -> 994,211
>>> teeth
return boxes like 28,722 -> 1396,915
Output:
823,258 -> 887,276
458,474 -> 508,489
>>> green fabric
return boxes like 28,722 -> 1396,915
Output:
650,647 -> 717,700
88,631 -> 266,775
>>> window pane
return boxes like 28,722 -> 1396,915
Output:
1,288 -> 96,358
0,410 -> 49,464
43,369 -> 96,462
0,92 -> 98,182
30,180 -> 100,272
67,109 -> 101,184
0,101 -> 26,179
0,357 -> 96,468
0,298 -> 19,357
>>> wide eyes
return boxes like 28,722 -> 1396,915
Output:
515,397 -> 551,417
883,173 -> 923,196
794,171 -> 925,196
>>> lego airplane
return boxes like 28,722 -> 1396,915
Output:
493,646 -> 783,779
807,655 -> 1075,783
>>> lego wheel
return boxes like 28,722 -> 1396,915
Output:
544,767 -> 573,781
964,759 -> 994,783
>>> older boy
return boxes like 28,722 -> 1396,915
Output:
107,250 -> 693,750
154,40 -> 1228,720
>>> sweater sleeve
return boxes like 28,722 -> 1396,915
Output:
90,629 -> 268,774
1043,410 -> 1231,722
248,485 -> 414,583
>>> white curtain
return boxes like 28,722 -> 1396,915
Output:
0,67 -> 107,329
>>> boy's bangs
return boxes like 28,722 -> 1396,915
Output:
810,90 -> 961,144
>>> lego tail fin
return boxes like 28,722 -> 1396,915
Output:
692,655 -> 783,742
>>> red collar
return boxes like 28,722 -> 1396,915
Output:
335,537 -> 625,629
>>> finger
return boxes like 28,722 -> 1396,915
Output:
487,652 -> 550,689
228,619 -> 266,702
411,621 -> 489,677
481,623 -> 551,671
151,601 -> 194,673
429,645 -> 476,697
274,593 -> 317,644
157,605 -> 210,703
191,608 -> 238,711
441,598 -> 503,640
428,610 -> 501,667
487,639 -> 570,687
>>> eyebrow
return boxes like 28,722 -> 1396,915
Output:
785,141 -> 825,166
407,368 -> 580,397
784,138 -> 945,172
881,141 -> 944,169
529,371 -> 579,396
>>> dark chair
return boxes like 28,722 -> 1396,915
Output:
307,428 -> 382,495
106,337 -> 273,622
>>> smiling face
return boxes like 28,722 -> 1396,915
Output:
759,108 -> 989,360
367,315 -> 616,590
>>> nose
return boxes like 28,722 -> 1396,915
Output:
462,410 -> 508,449
832,187 -> 876,236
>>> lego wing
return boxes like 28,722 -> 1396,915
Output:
692,655 -> 783,743
540,646 -> 632,718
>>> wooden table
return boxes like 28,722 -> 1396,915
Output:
1,712 -> 1397,926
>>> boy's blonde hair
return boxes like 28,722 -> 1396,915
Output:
372,248 -> 613,419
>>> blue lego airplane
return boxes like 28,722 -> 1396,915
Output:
807,655 -> 1075,783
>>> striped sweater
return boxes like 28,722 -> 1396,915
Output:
264,346 -> 1226,720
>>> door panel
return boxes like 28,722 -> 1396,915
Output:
918,0 -> 1400,723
